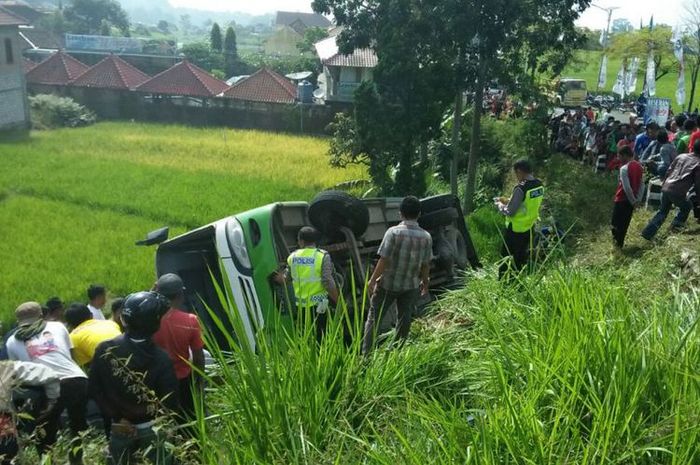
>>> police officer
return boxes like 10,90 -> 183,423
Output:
496,159 -> 545,278
275,226 -> 339,341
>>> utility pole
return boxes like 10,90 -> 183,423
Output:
593,4 -> 620,91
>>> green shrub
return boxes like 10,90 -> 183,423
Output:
29,94 -> 96,129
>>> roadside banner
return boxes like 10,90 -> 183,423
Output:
677,65 -> 686,105
612,61 -> 626,98
598,55 -> 608,89
646,51 -> 656,96
625,57 -> 639,94
645,97 -> 671,125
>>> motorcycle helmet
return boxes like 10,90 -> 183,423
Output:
121,291 -> 169,338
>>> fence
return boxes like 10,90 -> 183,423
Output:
27,84 -> 342,135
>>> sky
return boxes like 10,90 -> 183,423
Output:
167,0 -> 683,29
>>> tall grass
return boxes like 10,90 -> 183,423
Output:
194,263 -> 700,464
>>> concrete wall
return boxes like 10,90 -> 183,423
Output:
27,82 -> 340,134
0,25 -> 29,130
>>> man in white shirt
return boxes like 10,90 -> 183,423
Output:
6,302 -> 88,465
87,284 -> 107,320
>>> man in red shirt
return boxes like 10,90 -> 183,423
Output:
153,273 -> 205,422
687,126 -> 700,156
611,146 -> 644,248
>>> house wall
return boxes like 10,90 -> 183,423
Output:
0,25 -> 29,130
325,65 -> 373,103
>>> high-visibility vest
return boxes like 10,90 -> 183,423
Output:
505,179 -> 545,233
287,248 -> 328,307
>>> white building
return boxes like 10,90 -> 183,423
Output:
0,6 -> 29,131
314,34 -> 377,103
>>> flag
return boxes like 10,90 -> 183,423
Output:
672,25 -> 685,105
599,28 -> 607,47
677,63 -> 686,105
672,25 -> 684,62
646,51 -> 656,96
598,55 -> 608,89
649,16 -> 654,31
625,57 -> 639,94
613,61 -> 626,97
640,18 -> 643,30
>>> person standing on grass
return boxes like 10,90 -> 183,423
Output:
642,139 -> 700,240
362,196 -> 432,355
87,284 -> 107,320
43,297 -> 65,322
5,302 -> 88,465
89,291 -> 179,465
64,303 -> 122,367
153,273 -> 205,422
496,160 -> 545,278
611,146 -> 644,249
274,226 -> 339,342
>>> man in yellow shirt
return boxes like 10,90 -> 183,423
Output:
64,303 -> 121,367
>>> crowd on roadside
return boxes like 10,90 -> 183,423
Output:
0,278 -> 204,465
549,108 -> 700,249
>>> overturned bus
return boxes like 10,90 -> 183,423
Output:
138,192 -> 480,349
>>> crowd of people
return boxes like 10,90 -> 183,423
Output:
0,279 -> 204,465
550,108 -> 700,249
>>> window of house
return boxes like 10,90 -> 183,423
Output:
4,38 -> 14,65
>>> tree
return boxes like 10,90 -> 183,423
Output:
685,0 -> 700,112
181,42 -> 223,72
609,26 -> 676,82
99,19 -> 110,36
180,14 -> 191,36
297,27 -> 329,54
63,0 -> 130,35
224,26 -> 239,77
612,18 -> 633,34
210,22 -> 223,52
157,20 -> 170,33
314,0 -> 589,208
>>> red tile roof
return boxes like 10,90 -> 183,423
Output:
70,55 -> 150,90
0,5 -> 27,25
26,51 -> 89,85
135,60 -> 229,98
223,68 -> 297,104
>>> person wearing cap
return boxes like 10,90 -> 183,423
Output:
5,302 -> 88,465
89,291 -> 179,465
274,226 -> 339,342
64,303 -> 122,367
87,284 -> 107,320
152,273 -> 205,422
0,360 -> 61,465
44,297 -> 65,322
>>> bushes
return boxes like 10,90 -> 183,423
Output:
29,94 -> 96,129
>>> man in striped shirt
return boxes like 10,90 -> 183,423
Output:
362,196 -> 432,354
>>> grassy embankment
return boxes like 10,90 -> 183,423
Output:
0,123 -> 363,321
3,122 -> 699,464
562,50 -> 690,112
194,154 -> 700,463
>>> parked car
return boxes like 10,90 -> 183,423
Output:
137,193 -> 480,349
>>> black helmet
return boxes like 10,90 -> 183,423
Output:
121,291 -> 169,338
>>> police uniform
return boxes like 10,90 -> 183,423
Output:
287,248 -> 331,341
500,178 -> 545,277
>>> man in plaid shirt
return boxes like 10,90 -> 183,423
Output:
362,196 -> 432,354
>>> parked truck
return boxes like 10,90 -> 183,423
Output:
137,192 -> 480,349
